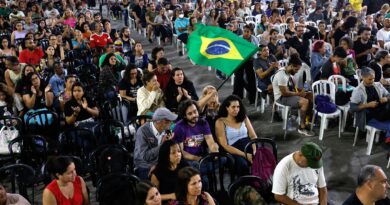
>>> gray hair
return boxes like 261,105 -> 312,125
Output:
357,165 -> 380,186
360,67 -> 375,78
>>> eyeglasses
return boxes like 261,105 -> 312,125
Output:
130,72 -> 138,75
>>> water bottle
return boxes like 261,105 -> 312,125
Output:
303,82 -> 310,91
287,117 -> 293,131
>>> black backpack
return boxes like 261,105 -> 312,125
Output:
97,173 -> 139,205
98,145 -> 130,177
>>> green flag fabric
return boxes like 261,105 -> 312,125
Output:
186,24 -> 259,76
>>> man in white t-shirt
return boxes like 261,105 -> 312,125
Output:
376,13 -> 390,49
272,54 -> 314,137
272,142 -> 327,205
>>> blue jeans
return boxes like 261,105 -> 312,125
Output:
135,167 -> 151,180
367,118 -> 390,137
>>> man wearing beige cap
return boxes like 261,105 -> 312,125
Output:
272,142 -> 327,205
133,107 -> 177,180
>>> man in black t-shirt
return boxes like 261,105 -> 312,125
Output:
268,29 -> 285,60
343,165 -> 390,205
254,45 -> 278,95
354,26 -> 376,68
132,0 -> 147,29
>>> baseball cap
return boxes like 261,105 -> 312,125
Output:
301,142 -> 323,169
385,13 -> 390,19
152,108 -> 177,121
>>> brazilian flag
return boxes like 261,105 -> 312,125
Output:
186,24 -> 259,76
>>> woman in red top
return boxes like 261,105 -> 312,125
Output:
43,156 -> 89,205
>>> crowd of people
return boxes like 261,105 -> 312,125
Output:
0,0 -> 390,204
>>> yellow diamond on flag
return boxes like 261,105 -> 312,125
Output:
200,36 -> 243,60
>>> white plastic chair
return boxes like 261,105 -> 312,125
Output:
245,16 -> 256,24
305,21 -> 317,27
255,14 -> 262,25
310,80 -> 342,141
254,86 -> 270,114
363,125 -> 382,155
328,75 -> 350,132
270,101 -> 291,140
384,42 -> 390,51
278,59 -> 288,68
278,23 -> 288,35
293,63 -> 312,89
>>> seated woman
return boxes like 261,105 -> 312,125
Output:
59,75 -> 77,113
198,85 -> 219,137
22,72 -> 54,111
170,167 -> 215,205
339,36 -> 358,86
43,156 -> 89,205
351,67 -> 390,144
136,181 -> 162,205
64,82 -> 99,127
310,40 -> 330,81
136,71 -> 165,116
165,68 -> 198,112
151,140 -> 189,202
148,47 -> 170,73
215,95 -> 257,176
119,64 -> 143,117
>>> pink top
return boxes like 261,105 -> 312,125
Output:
64,18 -> 76,28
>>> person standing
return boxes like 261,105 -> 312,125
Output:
233,24 -> 259,104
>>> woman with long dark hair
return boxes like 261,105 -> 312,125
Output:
151,140 -> 189,202
22,72 -> 54,110
170,167 -> 215,205
215,95 -> 257,176
331,16 -> 358,48
119,64 -> 143,117
164,67 -> 198,112
136,181 -> 162,205
0,37 -> 16,57
64,81 -> 99,126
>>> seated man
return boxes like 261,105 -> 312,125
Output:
0,183 -> 30,205
145,2 -> 158,43
133,107 -> 177,180
174,100 -> 219,163
272,142 -> 327,205
174,8 -> 190,45
343,165 -> 390,205
254,45 -> 279,97
272,53 -> 314,136
154,58 -> 172,91
350,67 -> 390,143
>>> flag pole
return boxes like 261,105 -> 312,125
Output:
216,74 -> 233,91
